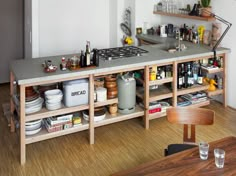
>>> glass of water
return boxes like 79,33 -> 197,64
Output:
214,149 -> 225,168
199,142 -> 209,160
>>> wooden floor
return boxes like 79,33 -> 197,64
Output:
0,83 -> 236,176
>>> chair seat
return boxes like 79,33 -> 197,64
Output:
164,144 -> 197,156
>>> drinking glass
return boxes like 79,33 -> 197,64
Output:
214,149 -> 225,168
199,142 -> 209,160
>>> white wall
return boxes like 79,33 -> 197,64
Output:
32,0 -> 236,108
212,0 -> 236,109
109,0 -> 118,48
32,0 -> 110,57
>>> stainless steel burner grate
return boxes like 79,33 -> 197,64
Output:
98,46 -> 148,61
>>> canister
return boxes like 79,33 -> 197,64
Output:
96,87 -> 107,102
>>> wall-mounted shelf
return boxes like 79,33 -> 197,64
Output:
153,11 -> 215,22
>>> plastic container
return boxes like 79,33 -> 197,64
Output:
63,79 -> 89,107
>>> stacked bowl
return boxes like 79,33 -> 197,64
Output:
25,119 -> 42,135
25,86 -> 43,114
45,89 -> 63,110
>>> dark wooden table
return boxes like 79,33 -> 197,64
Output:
112,136 -> 236,176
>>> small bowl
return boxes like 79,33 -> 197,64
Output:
107,87 -> 118,98
105,81 -> 117,88
25,121 -> 42,131
45,89 -> 63,100
105,75 -> 116,82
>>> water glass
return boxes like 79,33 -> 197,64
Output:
199,142 -> 209,160
214,149 -> 225,168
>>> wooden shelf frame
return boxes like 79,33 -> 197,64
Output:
177,85 -> 209,96
10,51 -> 227,165
25,122 -> 89,144
207,89 -> 223,96
201,67 -> 224,74
95,105 -> 144,127
153,11 -> 215,22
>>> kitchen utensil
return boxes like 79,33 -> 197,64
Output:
160,24 -> 168,37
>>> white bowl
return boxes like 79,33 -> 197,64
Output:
46,97 -> 62,104
25,121 -> 42,131
45,89 -> 63,100
46,102 -> 62,111
82,111 -> 106,122
25,103 -> 43,114
25,97 -> 43,108
25,119 -> 42,126
25,127 -> 42,136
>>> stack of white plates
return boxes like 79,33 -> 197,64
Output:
45,89 -> 63,110
25,119 -> 42,135
82,111 -> 106,122
25,97 -> 44,114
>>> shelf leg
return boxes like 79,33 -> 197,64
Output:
20,85 -> 26,164
89,74 -> 95,144
10,71 -> 15,132
223,53 -> 227,107
173,61 -> 178,107
144,66 -> 149,129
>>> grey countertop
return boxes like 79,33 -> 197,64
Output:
11,34 -> 230,85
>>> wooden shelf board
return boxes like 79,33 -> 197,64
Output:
179,100 -> 210,108
207,89 -> 223,96
149,77 -> 173,86
94,98 -> 118,108
94,105 -> 144,127
149,111 -> 167,120
201,67 -> 224,74
25,122 -> 89,144
136,77 -> 173,87
26,104 -> 89,122
153,11 -> 215,21
177,85 -> 209,96
137,85 -> 173,102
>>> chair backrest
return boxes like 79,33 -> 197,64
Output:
166,107 -> 215,144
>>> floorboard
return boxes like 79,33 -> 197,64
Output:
0,83 -> 235,176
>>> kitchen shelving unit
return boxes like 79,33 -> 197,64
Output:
135,54 -> 227,129
10,51 -> 227,164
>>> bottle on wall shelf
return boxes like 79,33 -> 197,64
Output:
85,41 -> 91,66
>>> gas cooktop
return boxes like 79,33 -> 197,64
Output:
98,46 -> 148,61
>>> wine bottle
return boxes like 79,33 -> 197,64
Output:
197,64 -> 203,84
85,41 -> 91,66
80,50 -> 86,68
187,63 -> 193,87
177,65 -> 183,89
182,63 -> 188,88
92,49 -> 99,66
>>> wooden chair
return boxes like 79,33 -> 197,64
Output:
164,107 -> 215,156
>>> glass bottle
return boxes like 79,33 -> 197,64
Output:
192,61 -> 199,84
177,64 -> 183,89
197,64 -> 203,85
80,50 -> 86,68
85,41 -> 91,66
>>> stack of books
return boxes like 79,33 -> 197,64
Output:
44,114 -> 73,133
180,92 -> 208,105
